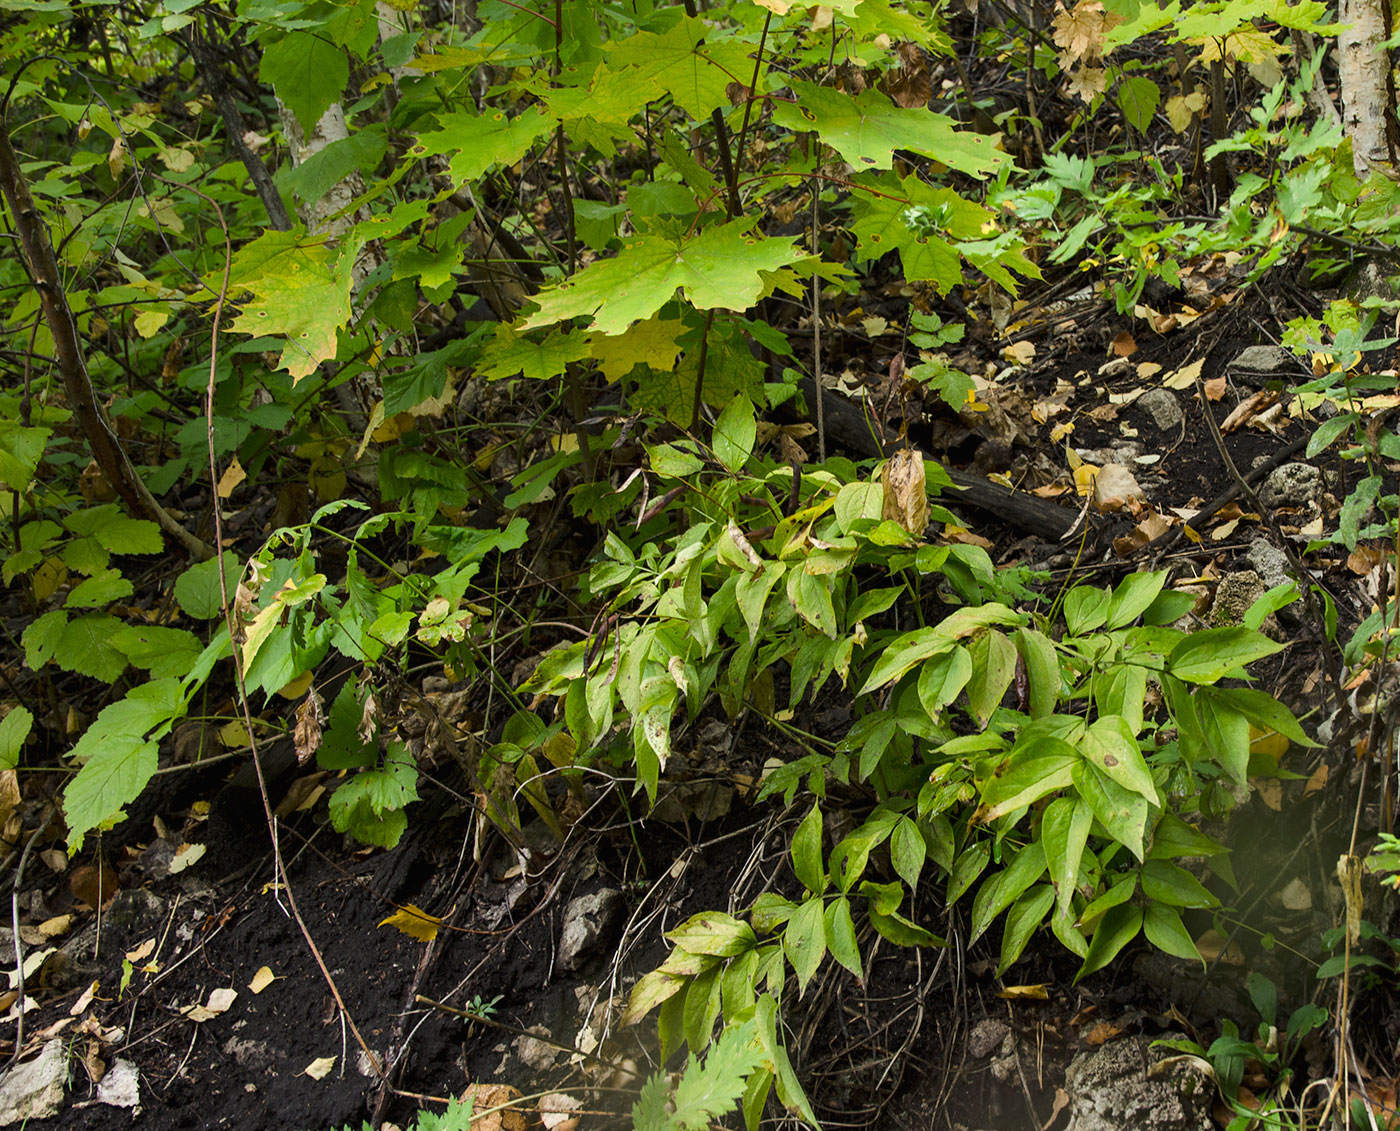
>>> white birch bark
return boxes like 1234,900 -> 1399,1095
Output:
1338,0 -> 1393,176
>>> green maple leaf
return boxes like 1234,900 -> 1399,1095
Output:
259,31 -> 348,135
224,229 -> 356,382
599,16 -> 754,121
774,82 -> 1005,174
478,325 -> 592,381
850,173 -> 993,289
587,316 -> 687,381
521,220 -> 805,335
416,107 -> 557,183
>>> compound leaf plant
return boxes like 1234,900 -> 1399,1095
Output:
0,0 -> 1338,1121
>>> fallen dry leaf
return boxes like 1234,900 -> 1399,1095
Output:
1303,763 -> 1329,795
248,967 -> 277,994
1203,375 -> 1227,401
379,904 -> 442,943
1163,358 -> 1205,390
168,843 -> 206,874
304,1056 -> 336,1080
183,987 -> 237,1023
1219,390 -> 1280,433
460,1082 -> 528,1131
217,456 -> 246,498
1085,1019 -> 1123,1046
1111,331 -> 1137,357
997,983 -> 1049,1000
1254,777 -> 1283,811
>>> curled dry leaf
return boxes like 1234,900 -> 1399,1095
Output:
882,449 -> 928,534
539,1092 -> 583,1131
303,1055 -> 336,1080
459,1082 -> 528,1131
294,688 -> 325,764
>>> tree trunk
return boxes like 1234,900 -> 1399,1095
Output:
1338,0 -> 1397,176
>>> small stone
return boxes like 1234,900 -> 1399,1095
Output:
1259,463 -> 1322,510
0,1039 -> 67,1125
96,1059 -> 140,1109
1093,464 -> 1147,511
1229,345 -> 1295,387
1245,539 -> 1292,589
969,1019 -> 1010,1058
1210,570 -> 1278,637
514,1027 -> 559,1071
557,889 -> 625,973
104,888 -> 165,931
1138,388 -> 1184,432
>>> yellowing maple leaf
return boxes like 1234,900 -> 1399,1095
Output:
587,316 -> 686,382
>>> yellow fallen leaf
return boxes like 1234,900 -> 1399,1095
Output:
1163,358 -> 1204,390
217,457 -> 246,499
304,1056 -> 336,1080
248,966 -> 277,994
379,904 -> 442,943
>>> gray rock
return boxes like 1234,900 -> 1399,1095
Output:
1065,1036 -> 1212,1131
1139,388 -> 1184,432
1259,462 -> 1322,511
1229,345 -> 1296,387
0,1039 -> 67,1125
558,889 -> 625,973
1075,443 -> 1144,466
1245,539 -> 1292,589
969,1018 -> 1010,1058
96,1059 -> 140,1109
1210,570 -> 1279,637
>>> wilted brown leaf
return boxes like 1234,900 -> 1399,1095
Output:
1111,332 -> 1137,357
882,449 -> 929,534
293,689 -> 325,765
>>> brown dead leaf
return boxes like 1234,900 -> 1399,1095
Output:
1052,0 -> 1121,63
1347,544 -> 1388,575
1219,389 -> 1280,433
293,689 -> 324,765
1254,777 -> 1283,811
71,857 -> 120,909
1111,332 -> 1137,357
1303,763 -> 1329,795
460,1083 -> 528,1131
1194,929 -> 1245,965
882,449 -> 929,534
1085,1019 -> 1122,1046
1203,376 -> 1227,401
885,42 -> 933,108
539,1093 -> 583,1131
1065,65 -> 1109,101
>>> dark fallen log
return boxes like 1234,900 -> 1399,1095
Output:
788,378 -> 1083,542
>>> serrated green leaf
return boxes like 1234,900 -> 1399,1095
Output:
417,106 -> 556,183
259,31 -> 348,135
110,625 -> 203,679
0,425 -> 49,492
58,613 -> 129,681
174,552 -> 242,620
520,220 -> 806,336
65,568 -> 133,609
775,82 -> 1004,174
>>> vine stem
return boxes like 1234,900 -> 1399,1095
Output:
812,148 -> 825,462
